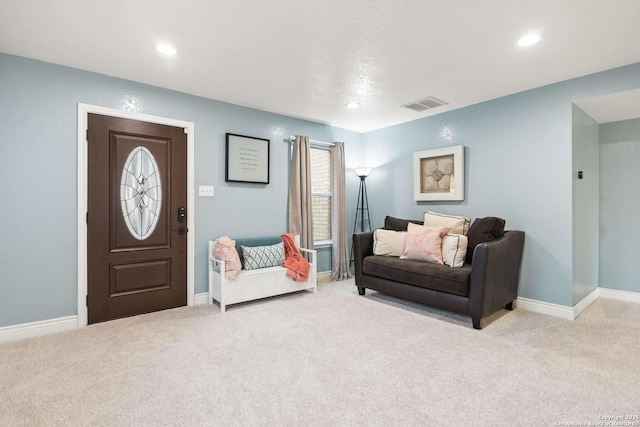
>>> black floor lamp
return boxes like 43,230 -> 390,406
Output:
351,167 -> 372,266
352,167 -> 372,234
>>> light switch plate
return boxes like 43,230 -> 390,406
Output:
199,185 -> 214,197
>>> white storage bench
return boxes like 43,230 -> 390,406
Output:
208,235 -> 317,312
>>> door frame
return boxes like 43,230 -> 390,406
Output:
77,103 -> 195,328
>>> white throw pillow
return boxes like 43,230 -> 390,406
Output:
424,211 -> 471,235
373,229 -> 407,257
442,234 -> 468,268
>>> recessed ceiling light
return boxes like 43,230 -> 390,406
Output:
156,44 -> 177,55
518,33 -> 541,47
346,102 -> 360,109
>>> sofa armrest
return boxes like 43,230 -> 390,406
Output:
468,230 -> 525,328
352,232 -> 374,288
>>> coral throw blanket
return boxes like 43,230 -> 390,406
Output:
281,233 -> 310,282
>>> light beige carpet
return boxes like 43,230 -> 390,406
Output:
1,278 -> 639,426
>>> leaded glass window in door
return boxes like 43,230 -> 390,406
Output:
120,146 -> 162,240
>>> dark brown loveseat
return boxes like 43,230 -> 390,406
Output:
353,218 -> 525,329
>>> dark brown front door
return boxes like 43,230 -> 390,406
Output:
87,113 -> 187,324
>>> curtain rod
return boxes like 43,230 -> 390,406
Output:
287,136 -> 335,147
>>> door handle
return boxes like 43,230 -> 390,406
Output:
178,207 -> 186,223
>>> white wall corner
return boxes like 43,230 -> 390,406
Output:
573,287 -> 600,319
0,315 -> 78,344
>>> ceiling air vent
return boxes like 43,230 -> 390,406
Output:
402,96 -> 448,112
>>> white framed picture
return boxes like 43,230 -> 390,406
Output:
413,145 -> 464,201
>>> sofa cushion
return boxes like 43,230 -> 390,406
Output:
466,217 -> 506,264
442,234 -> 468,268
400,223 -> 449,264
423,211 -> 471,235
373,229 -> 407,257
362,255 -> 471,297
383,215 -> 424,231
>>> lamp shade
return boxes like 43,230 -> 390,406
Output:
354,167 -> 372,178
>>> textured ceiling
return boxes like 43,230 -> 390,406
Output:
2,0 -> 640,132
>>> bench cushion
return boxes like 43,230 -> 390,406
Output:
362,255 -> 471,297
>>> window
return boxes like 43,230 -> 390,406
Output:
310,147 -> 332,244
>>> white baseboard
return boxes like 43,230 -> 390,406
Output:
573,287 -> 600,319
518,287 -> 640,320
0,296 -> 211,343
194,292 -> 210,305
317,271 -> 332,281
0,315 -> 78,344
516,297 -> 575,320
598,287 -> 640,304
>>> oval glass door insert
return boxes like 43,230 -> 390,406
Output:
120,146 -> 162,240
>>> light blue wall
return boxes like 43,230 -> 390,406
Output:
0,53 -> 361,327
3,51 -> 640,328
599,118 -> 640,292
361,62 -> 640,307
571,105 -> 599,305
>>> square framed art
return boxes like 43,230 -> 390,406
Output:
413,145 -> 464,201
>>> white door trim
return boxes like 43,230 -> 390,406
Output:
77,103 -> 195,328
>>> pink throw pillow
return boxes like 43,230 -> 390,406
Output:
212,236 -> 242,280
400,223 -> 450,264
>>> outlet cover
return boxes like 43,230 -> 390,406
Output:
199,185 -> 214,197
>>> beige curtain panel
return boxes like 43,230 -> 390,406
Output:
288,135 -> 314,251
330,142 -> 351,281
